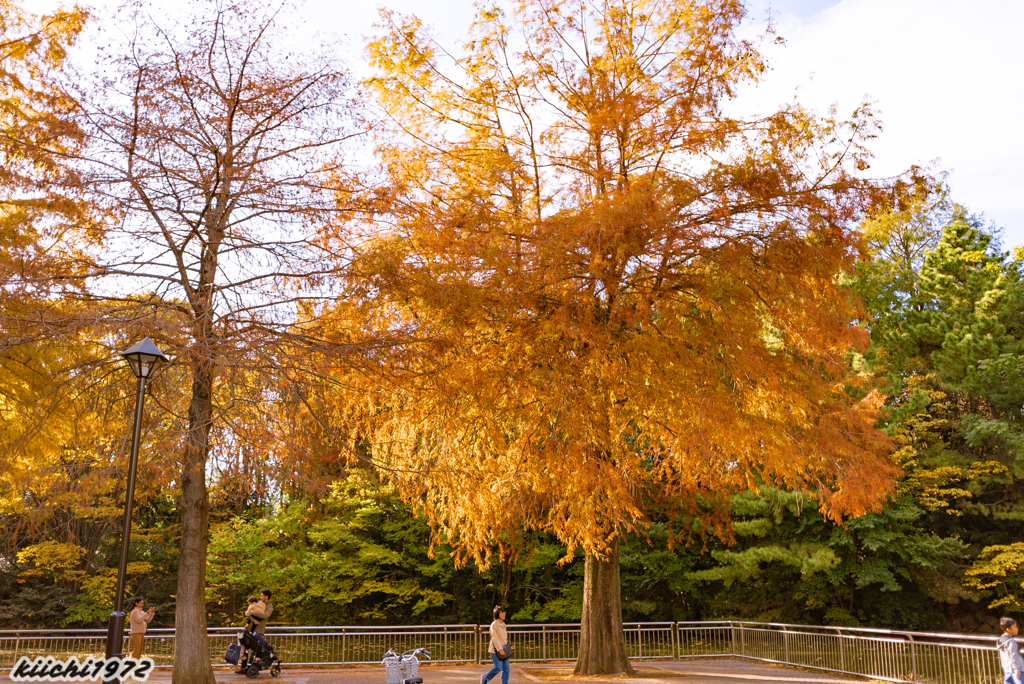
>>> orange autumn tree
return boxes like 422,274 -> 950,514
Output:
354,0 -> 897,673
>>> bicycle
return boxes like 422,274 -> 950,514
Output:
382,647 -> 432,684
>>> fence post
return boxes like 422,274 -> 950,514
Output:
672,622 -> 678,660
908,634 -> 917,683
740,623 -> 746,657
476,624 -> 481,665
341,627 -> 346,668
444,626 -> 448,663
783,625 -> 790,663
543,625 -> 547,661
730,622 -> 737,656
638,625 -> 643,661
838,629 -> 846,672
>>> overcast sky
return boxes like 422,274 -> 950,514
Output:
30,0 -> 1024,246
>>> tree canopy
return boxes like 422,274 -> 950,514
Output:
5,0 -> 1024,667
347,0 -> 897,672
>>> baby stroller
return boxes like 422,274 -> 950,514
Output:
236,620 -> 282,678
382,647 -> 431,684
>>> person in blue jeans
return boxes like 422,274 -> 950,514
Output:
481,605 -> 511,684
999,617 -> 1024,684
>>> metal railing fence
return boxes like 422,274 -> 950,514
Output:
505,623 -> 674,662
0,621 -> 1007,683
706,621 -> 1003,684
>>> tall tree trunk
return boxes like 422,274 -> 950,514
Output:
172,366 -> 216,684
574,540 -> 634,675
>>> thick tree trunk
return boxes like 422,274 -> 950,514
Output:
574,540 -> 635,675
171,367 -> 216,684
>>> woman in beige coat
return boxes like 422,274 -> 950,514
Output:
129,597 -> 155,659
480,605 -> 511,684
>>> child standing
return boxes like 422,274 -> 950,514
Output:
998,617 -> 1024,684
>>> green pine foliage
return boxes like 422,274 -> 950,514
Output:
684,489 -> 963,630
856,186 -> 1024,626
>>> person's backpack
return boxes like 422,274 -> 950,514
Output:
225,642 -> 241,665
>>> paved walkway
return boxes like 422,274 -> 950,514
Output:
15,659 -> 866,684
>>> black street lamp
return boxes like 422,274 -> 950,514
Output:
104,338 -> 167,664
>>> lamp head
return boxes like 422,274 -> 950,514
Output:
120,337 -> 168,380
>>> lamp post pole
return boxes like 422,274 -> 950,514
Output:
104,373 -> 148,660
104,338 -> 167,669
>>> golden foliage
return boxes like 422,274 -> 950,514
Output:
965,543 -> 1024,610
340,0 -> 898,567
0,0 -> 93,311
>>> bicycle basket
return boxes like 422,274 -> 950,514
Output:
383,656 -> 404,684
400,654 -> 419,679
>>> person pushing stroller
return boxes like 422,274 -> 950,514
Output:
253,590 -> 274,637
234,616 -> 281,678
236,593 -> 274,675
